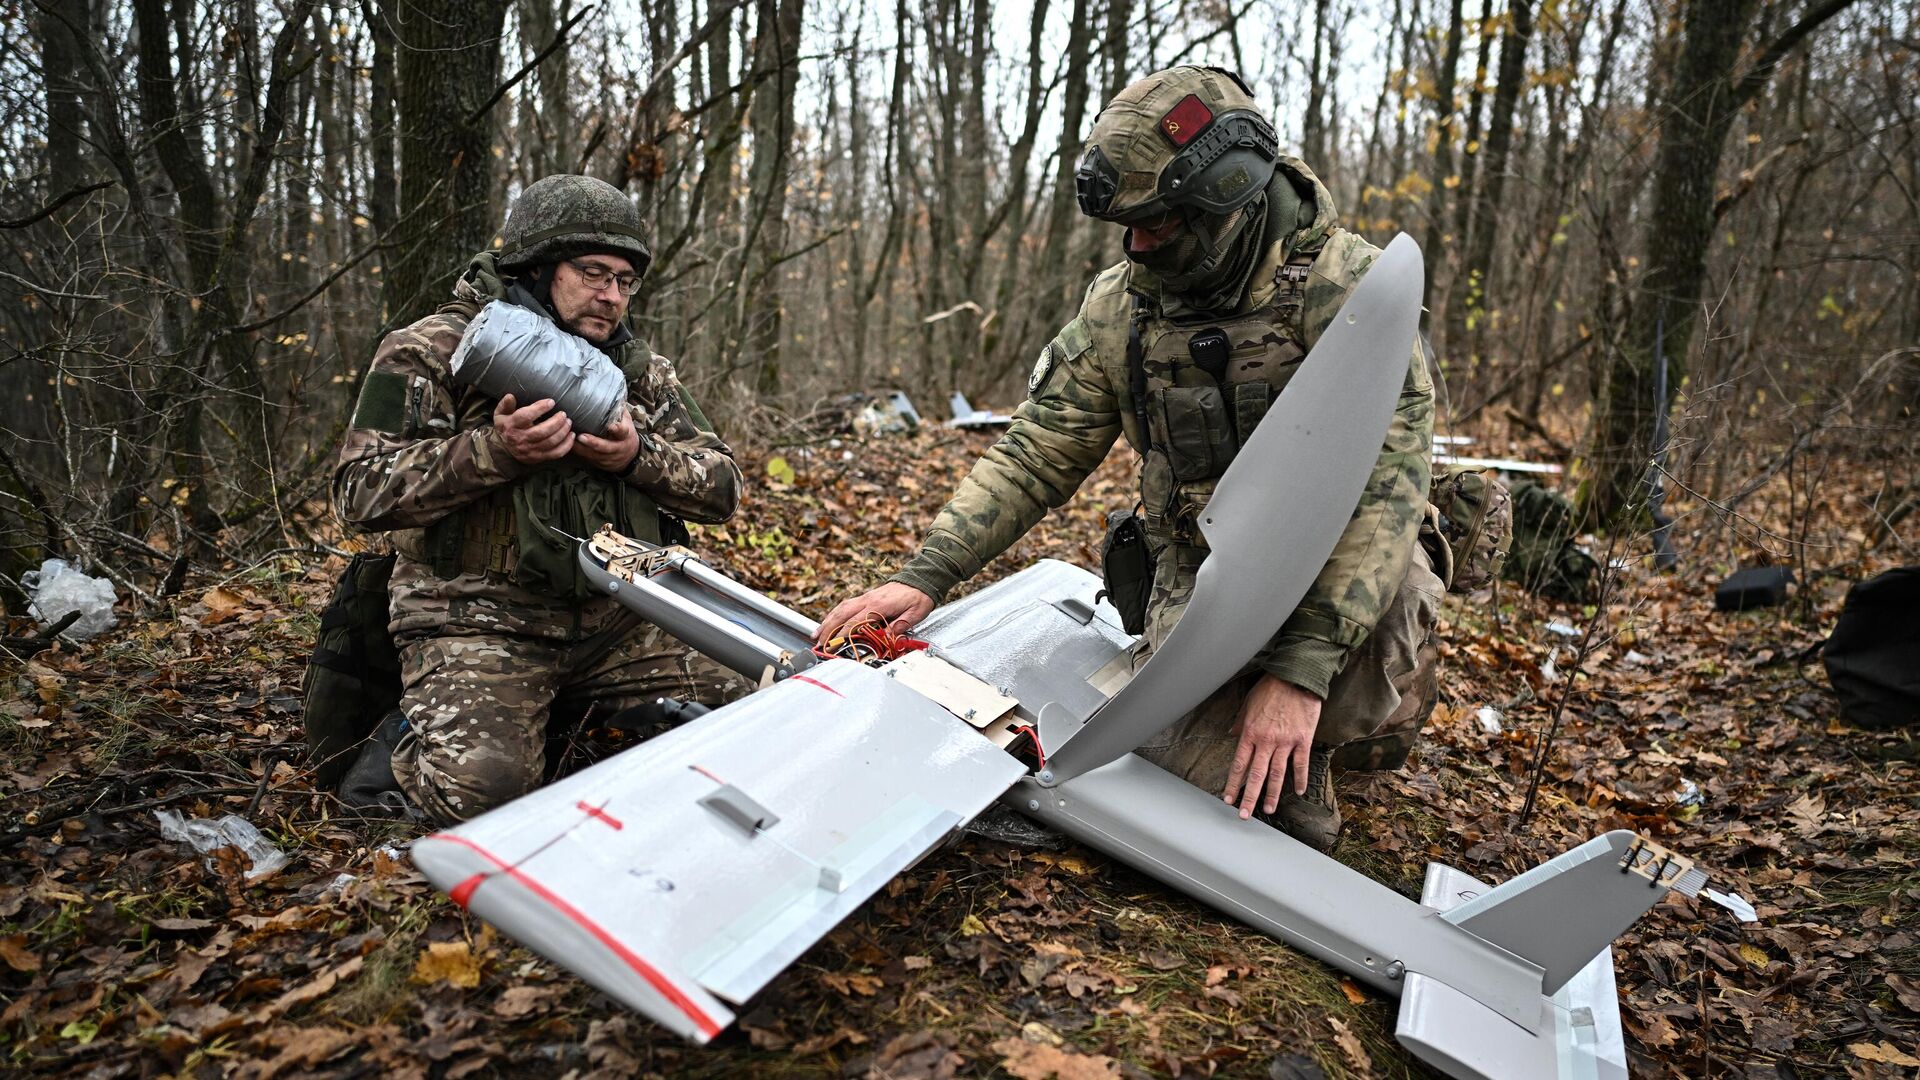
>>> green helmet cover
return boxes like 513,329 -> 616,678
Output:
496,174 -> 654,279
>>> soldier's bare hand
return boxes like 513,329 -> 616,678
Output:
815,582 -> 935,646
1223,675 -> 1322,819
494,394 -> 575,464
575,412 -> 642,473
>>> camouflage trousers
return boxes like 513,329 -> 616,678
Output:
389,610 -> 749,825
1136,543 -> 1444,796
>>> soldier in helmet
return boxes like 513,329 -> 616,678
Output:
330,174 -> 750,824
818,67 -> 1443,851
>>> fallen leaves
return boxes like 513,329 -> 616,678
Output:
198,586 -> 253,625
990,1036 -> 1123,1080
261,955 -> 365,1020
0,934 -> 40,972
1,425 -> 1912,1080
863,1030 -> 964,1079
412,941 -> 482,988
1888,973 -> 1920,1013
1849,1040 -> 1920,1067
820,970 -> 884,996
234,1025 -> 357,1080
490,984 -> 564,1018
1326,1017 -> 1373,1073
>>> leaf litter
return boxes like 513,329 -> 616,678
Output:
0,424 -> 1914,1078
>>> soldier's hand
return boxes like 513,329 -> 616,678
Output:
575,412 -> 643,473
1223,675 -> 1322,819
815,582 -> 936,647
494,394 -> 575,464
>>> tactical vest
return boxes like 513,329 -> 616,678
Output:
421,465 -> 674,600
1133,251 -> 1316,550
407,302 -> 682,601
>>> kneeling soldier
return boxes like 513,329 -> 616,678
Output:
331,174 -> 750,824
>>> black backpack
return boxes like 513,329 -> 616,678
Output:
1823,566 -> 1920,730
302,553 -> 404,788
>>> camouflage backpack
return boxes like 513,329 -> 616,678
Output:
1423,467 -> 1512,593
1501,478 -> 1600,602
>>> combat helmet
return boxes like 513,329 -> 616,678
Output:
496,174 -> 653,279
1074,66 -> 1279,284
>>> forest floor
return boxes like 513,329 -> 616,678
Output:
2,421 -> 1916,1079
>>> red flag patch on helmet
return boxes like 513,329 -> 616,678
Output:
1159,94 -> 1214,147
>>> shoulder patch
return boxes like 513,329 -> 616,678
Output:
1028,343 -> 1057,398
351,369 -> 409,434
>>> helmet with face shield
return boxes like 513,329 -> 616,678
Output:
1074,67 -> 1279,294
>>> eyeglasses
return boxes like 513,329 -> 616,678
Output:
566,260 -> 642,296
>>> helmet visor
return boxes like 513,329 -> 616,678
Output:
1076,108 -> 1278,224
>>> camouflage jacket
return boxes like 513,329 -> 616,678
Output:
891,159 -> 1434,697
333,253 -> 742,638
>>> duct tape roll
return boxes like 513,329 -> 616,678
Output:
449,301 -> 629,436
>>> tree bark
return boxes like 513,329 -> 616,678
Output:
744,0 -> 801,395
37,0 -> 88,183
1422,0 -> 1465,318
1449,0 -> 1532,362
384,0 -> 512,326
1037,0 -> 1095,312
1588,0 -> 1860,521
1302,0 -> 1331,167
1450,0 -> 1496,270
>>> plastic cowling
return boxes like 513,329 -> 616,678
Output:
448,301 -> 628,436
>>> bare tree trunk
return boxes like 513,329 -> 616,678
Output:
1036,0 -> 1094,312
385,0 -> 512,326
133,0 -> 316,543
853,0 -> 913,382
519,0 -> 572,177
1589,0 -> 1860,520
1101,0 -> 1132,101
1450,0 -> 1495,270
1422,0 -> 1465,323
37,0 -> 88,183
1302,0 -> 1331,168
1361,0 -> 1405,198
1448,0 -> 1530,363
744,0 -> 801,395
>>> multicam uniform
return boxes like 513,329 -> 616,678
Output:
334,254 -> 749,823
891,158 -> 1442,789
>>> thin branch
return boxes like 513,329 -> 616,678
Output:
0,268 -> 106,301
1729,0 -> 1859,111
468,4 -> 599,125
219,176 -> 447,336
0,180 -> 113,229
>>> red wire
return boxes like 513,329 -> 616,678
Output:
1012,724 -> 1046,769
817,614 -> 929,665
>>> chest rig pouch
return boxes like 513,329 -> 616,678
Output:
1135,253 -> 1315,548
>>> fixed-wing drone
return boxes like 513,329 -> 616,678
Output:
412,236 -> 1734,1079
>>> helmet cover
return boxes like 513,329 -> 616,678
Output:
496,174 -> 654,279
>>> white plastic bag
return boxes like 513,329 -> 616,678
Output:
21,558 -> 117,641
154,809 -> 290,880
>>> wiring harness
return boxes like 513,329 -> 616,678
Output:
812,614 -> 930,666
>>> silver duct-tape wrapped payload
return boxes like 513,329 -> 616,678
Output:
449,301 -> 629,436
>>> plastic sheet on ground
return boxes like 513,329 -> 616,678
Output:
154,809 -> 289,880
22,558 -> 117,641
